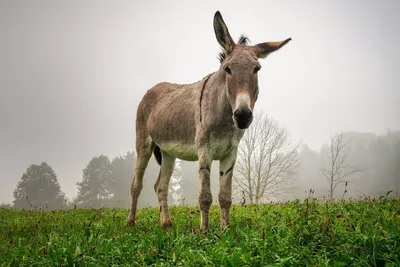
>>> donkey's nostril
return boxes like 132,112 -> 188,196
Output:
233,108 -> 253,129
234,108 -> 253,122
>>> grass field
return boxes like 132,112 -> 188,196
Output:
1,196 -> 399,266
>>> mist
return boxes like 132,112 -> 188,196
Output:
1,1 -> 399,208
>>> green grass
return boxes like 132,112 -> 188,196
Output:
1,197 -> 399,266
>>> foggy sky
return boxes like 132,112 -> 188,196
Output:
1,0 -> 399,204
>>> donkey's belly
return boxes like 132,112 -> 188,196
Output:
159,142 -> 198,161
158,130 -> 242,162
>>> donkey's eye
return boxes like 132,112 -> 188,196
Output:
224,67 -> 232,75
253,66 -> 261,74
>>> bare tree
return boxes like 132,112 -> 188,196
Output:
321,132 -> 365,200
233,111 -> 301,204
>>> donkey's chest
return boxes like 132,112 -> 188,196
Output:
209,130 -> 243,160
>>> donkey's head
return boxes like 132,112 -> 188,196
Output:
213,11 -> 291,129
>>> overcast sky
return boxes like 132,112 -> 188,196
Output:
1,0 -> 399,204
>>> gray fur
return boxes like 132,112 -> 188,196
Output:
126,11 -> 291,229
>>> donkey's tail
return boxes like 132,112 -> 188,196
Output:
153,145 -> 162,165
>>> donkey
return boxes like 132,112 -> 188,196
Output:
126,11 -> 291,229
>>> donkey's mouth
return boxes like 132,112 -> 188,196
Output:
233,116 -> 253,129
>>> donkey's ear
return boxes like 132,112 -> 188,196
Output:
213,11 -> 235,53
252,38 -> 292,58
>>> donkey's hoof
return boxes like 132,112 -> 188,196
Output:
161,221 -> 173,228
126,219 -> 136,227
220,222 -> 231,230
200,227 -> 211,235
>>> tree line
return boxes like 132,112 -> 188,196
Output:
10,112 -> 400,210
291,130 -> 400,201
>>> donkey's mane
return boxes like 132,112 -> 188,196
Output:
218,34 -> 250,63
238,35 -> 250,46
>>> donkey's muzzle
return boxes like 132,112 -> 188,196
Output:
234,108 -> 253,129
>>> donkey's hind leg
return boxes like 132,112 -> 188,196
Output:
126,137 -> 154,226
155,150 -> 176,228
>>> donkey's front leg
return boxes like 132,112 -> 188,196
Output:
198,150 -> 213,229
218,148 -> 237,229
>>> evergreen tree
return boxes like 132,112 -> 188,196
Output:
13,162 -> 66,210
110,152 -> 135,208
170,160 -> 183,205
75,155 -> 112,208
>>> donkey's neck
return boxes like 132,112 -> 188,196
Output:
213,69 -> 231,111
201,69 -> 234,127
